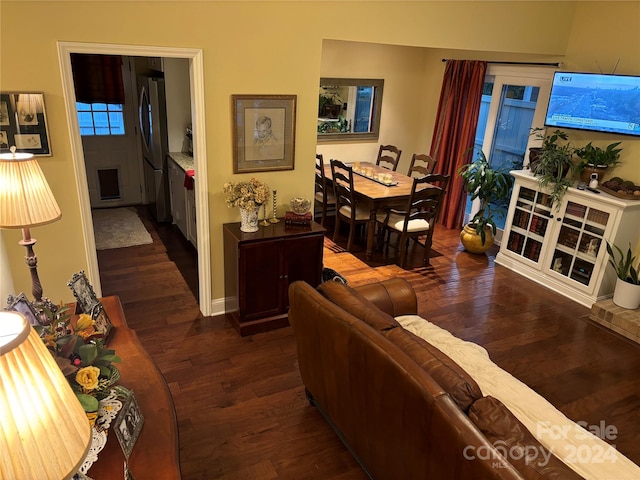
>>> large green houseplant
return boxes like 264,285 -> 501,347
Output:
606,242 -> 640,309
458,150 -> 514,252
529,128 -> 575,209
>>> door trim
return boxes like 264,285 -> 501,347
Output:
57,42 -> 212,316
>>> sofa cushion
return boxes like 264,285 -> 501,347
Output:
469,396 -> 585,480
318,280 -> 400,332
384,327 -> 482,412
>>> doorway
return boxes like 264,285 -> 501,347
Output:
57,42 -> 212,316
466,65 -> 554,243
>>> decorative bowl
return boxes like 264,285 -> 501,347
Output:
290,197 -> 311,215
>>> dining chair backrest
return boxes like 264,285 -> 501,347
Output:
315,153 -> 327,194
330,158 -> 369,252
402,177 -> 445,232
330,159 -> 356,213
421,173 -> 450,193
408,153 -> 437,178
375,144 -> 402,171
315,153 -> 336,227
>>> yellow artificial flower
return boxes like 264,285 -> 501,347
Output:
76,313 -> 94,331
76,366 -> 100,391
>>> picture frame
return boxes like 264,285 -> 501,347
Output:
232,94 -> 296,173
114,392 -> 145,459
90,303 -> 113,338
68,271 -> 100,315
0,92 -> 51,156
5,293 -> 40,326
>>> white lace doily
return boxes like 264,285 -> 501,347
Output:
79,390 -> 124,474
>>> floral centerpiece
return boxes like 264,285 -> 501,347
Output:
223,178 -> 270,232
34,300 -> 121,424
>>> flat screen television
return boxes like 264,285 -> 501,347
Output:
544,71 -> 640,137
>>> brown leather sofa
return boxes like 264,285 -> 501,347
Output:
288,278 -> 584,480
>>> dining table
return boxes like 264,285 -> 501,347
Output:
324,161 -> 421,259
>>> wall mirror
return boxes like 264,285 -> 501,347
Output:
317,78 -> 384,142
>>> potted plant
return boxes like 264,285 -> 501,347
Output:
575,141 -> 622,183
457,150 -> 514,253
606,242 -> 640,309
529,128 -> 575,209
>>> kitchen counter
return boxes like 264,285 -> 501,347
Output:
168,151 -> 194,173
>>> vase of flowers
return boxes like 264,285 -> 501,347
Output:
223,178 -> 270,232
35,301 -> 122,419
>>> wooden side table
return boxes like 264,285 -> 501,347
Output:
223,221 -> 325,336
86,296 -> 181,479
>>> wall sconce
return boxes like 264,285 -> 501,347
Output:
0,146 -> 61,301
0,310 -> 91,479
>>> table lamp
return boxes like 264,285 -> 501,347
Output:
0,310 -> 91,479
0,146 -> 62,302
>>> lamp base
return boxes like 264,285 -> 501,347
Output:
19,228 -> 43,302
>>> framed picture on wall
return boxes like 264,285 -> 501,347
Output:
0,92 -> 51,156
232,94 -> 296,173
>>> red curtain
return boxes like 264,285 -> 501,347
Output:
71,54 -> 125,104
430,60 -> 487,230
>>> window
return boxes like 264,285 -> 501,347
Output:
77,102 -> 125,136
466,65 -> 555,237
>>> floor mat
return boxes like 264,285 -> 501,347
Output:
92,207 -> 153,250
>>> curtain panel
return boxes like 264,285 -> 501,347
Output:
430,60 -> 487,230
71,54 -> 125,105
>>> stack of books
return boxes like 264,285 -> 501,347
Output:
284,211 -> 312,227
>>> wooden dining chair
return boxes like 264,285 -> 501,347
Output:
330,159 -> 370,252
375,144 -> 402,171
376,176 -> 447,268
407,153 -> 437,178
314,153 -> 336,227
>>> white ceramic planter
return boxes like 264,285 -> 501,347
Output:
612,277 -> 640,310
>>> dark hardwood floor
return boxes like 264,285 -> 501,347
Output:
97,208 -> 640,479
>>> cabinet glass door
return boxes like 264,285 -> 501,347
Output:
548,201 -> 610,287
505,186 -> 553,263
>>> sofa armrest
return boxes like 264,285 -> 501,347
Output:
353,278 -> 417,317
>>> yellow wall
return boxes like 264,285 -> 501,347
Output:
1,1 -> 639,305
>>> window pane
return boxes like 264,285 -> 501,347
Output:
77,102 -> 91,111
95,127 -> 111,135
109,112 -> 125,134
93,112 -> 109,128
79,127 -> 95,136
78,111 -> 94,129
107,104 -> 123,111
93,103 -> 108,111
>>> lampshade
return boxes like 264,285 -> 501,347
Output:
0,311 -> 91,479
0,148 -> 62,228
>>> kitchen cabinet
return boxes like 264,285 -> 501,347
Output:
223,221 -> 325,336
167,156 -> 187,238
496,170 -> 640,307
186,182 -> 197,248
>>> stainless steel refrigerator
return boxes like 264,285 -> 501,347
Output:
138,75 -> 170,222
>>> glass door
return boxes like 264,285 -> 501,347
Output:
468,66 -> 554,241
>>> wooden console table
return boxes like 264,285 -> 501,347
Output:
86,296 -> 181,479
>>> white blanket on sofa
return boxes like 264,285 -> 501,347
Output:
396,315 -> 640,480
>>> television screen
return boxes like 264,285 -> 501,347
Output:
544,72 -> 640,137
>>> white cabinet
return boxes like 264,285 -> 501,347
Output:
167,157 -> 187,238
186,180 -> 197,248
496,170 -> 640,307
